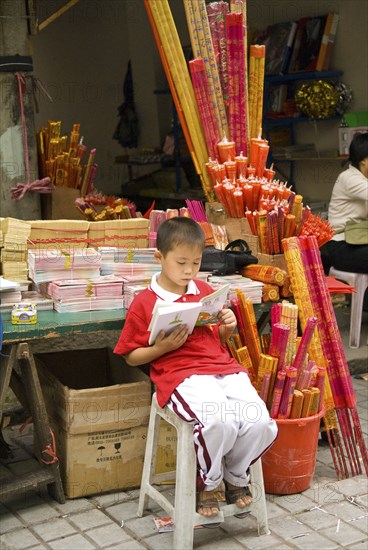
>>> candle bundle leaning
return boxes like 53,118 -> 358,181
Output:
37,121 -> 97,192
233,290 -> 261,374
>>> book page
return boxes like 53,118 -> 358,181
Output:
196,283 -> 230,326
148,302 -> 203,345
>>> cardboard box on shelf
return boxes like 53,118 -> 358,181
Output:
35,348 -> 151,435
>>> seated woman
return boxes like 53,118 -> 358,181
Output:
321,132 -> 368,276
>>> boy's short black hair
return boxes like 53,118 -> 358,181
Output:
349,132 -> 368,168
156,217 -> 205,256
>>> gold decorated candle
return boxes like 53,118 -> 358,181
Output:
247,165 -> 256,178
224,160 -> 237,182
256,143 -> 270,177
235,152 -> 248,178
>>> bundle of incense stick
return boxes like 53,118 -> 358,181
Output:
206,1 -> 229,105
184,0 -> 229,140
231,290 -> 261,374
230,0 -> 250,153
146,0 -> 213,201
283,235 -> 368,479
248,45 -> 265,141
189,58 -> 220,159
226,11 -> 247,156
37,121 -> 97,193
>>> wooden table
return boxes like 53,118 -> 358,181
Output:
0,309 -> 126,503
0,303 -> 271,503
1,309 -> 125,345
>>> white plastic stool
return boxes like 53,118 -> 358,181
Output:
329,267 -> 368,348
137,393 -> 269,550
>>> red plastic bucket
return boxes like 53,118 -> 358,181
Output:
262,408 -> 325,495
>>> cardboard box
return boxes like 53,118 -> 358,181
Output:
41,187 -> 83,220
36,348 -> 151,435
35,348 -> 152,497
50,423 -> 148,498
205,203 -> 259,252
256,252 -> 288,272
338,126 -> 368,156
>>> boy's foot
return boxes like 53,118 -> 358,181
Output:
196,490 -> 220,518
225,483 -> 252,518
196,490 -> 221,528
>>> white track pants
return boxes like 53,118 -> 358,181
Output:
167,372 -> 278,491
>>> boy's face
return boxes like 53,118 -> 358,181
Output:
154,243 -> 203,294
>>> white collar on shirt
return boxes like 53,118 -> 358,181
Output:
149,271 -> 200,301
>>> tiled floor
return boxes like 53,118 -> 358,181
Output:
0,305 -> 367,549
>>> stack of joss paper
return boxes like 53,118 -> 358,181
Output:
1,218 -> 31,284
28,248 -> 101,284
282,235 -> 368,479
47,275 -> 124,313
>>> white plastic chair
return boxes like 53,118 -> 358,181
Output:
137,392 -> 269,550
329,267 -> 368,348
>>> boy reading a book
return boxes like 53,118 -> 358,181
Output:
114,217 -> 277,524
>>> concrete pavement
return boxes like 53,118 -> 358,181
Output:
1,310 -> 367,549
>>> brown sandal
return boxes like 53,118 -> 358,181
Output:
225,485 -> 252,519
196,494 -> 221,528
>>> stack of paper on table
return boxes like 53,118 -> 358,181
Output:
54,297 -> 124,313
148,284 -> 230,345
98,247 -> 158,264
123,284 -> 147,309
0,277 -> 22,306
28,248 -> 101,284
46,274 -> 124,313
101,262 -> 161,278
1,218 -> 32,282
48,275 -> 123,300
99,246 -> 160,278
209,275 -> 264,304
28,220 -> 89,250
0,290 -> 54,313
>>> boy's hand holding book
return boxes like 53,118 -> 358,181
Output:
152,324 -> 189,354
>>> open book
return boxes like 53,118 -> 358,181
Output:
148,284 -> 230,345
